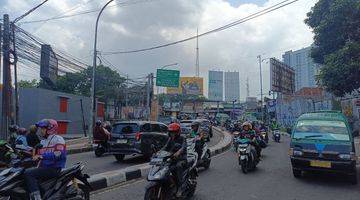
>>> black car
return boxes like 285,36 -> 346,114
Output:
109,121 -> 169,161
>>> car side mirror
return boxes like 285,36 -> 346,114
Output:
352,130 -> 359,137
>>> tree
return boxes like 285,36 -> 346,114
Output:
18,79 -> 39,88
305,0 -> 360,96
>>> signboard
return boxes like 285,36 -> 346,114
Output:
156,69 -> 180,87
40,44 -> 58,85
270,58 -> 295,94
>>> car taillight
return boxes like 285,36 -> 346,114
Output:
135,132 -> 142,141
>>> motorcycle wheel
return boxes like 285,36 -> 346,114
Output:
114,154 -> 125,162
94,147 -> 105,157
203,152 -> 211,170
77,184 -> 90,200
187,173 -> 197,198
144,186 -> 167,200
240,160 -> 248,174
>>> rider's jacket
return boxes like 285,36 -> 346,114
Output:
37,134 -> 67,169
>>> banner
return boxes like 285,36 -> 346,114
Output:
166,77 -> 204,95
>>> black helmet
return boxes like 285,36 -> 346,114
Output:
95,120 -> 102,126
191,121 -> 200,128
9,125 -> 19,133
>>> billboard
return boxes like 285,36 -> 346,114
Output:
167,77 -> 204,95
208,71 -> 223,101
270,58 -> 295,94
40,44 -> 58,85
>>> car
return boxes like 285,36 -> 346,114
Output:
109,121 -> 169,161
289,111 -> 359,184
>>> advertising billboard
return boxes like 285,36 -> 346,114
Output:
166,77 -> 204,95
270,58 -> 295,94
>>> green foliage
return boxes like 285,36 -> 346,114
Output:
18,79 -> 39,88
305,0 -> 360,96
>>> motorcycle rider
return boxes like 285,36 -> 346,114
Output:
162,123 -> 187,197
271,119 -> 279,131
93,120 -> 111,146
27,125 -> 40,148
24,119 -> 67,200
8,125 -> 19,148
190,121 -> 205,160
240,122 -> 261,160
15,128 -> 28,147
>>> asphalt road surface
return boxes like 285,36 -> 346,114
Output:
91,136 -> 360,200
67,129 -> 222,175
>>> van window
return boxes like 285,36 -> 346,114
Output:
113,123 -> 139,134
293,120 -> 349,141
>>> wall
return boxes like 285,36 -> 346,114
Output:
224,71 -> 240,102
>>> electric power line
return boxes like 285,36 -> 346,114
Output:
14,0 -> 50,23
100,0 -> 299,55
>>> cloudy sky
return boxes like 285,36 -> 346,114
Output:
0,0 -> 317,100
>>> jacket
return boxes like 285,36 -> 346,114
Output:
38,134 -> 67,169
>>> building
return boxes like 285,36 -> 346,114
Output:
208,71 -> 223,101
224,71 -> 240,102
282,46 -> 319,91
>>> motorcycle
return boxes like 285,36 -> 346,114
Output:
260,129 -> 269,144
188,138 -> 211,170
235,137 -> 259,174
144,150 -> 198,200
272,129 -> 281,142
93,139 -> 110,157
0,163 -> 91,200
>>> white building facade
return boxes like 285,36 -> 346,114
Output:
282,46 -> 319,91
208,71 -> 223,101
224,71 -> 240,102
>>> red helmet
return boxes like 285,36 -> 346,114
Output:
168,123 -> 181,133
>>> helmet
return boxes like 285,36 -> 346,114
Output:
29,125 -> 38,134
95,120 -> 102,126
9,125 -> 19,133
242,121 -> 252,130
36,119 -> 58,135
191,121 -> 200,128
17,128 -> 27,135
168,123 -> 181,133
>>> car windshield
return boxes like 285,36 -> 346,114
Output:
112,123 -> 140,134
293,120 -> 349,141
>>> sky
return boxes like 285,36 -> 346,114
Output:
0,0 -> 317,101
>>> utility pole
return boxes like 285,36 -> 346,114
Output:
125,74 -> 128,107
11,23 -> 19,125
195,28 -> 199,77
257,55 -> 264,122
232,100 -> 236,120
1,15 -> 11,139
246,77 -> 250,98
146,73 -> 151,120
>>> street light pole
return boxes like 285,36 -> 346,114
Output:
90,0 -> 114,141
258,55 -> 264,122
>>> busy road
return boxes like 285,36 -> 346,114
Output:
67,129 -> 223,175
91,135 -> 360,200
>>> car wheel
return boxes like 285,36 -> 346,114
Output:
114,154 -> 125,162
292,168 -> 302,178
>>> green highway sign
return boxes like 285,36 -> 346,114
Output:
156,69 -> 180,87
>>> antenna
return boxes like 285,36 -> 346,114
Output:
195,28 -> 199,77
246,77 -> 250,97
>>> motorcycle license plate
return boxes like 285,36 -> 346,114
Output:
310,160 -> 331,168
240,155 -> 246,160
117,139 -> 127,144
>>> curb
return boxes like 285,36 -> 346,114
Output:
88,127 -> 232,191
67,145 -> 93,155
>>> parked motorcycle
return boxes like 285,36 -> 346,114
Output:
272,129 -> 281,142
0,163 -> 91,200
235,137 -> 259,174
144,150 -> 198,200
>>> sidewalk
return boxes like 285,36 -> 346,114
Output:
66,137 -> 93,155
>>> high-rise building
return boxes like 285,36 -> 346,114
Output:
224,71 -> 240,102
282,46 -> 319,91
208,71 -> 223,101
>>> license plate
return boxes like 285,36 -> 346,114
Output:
240,155 -> 246,160
310,160 -> 331,168
117,139 -> 127,144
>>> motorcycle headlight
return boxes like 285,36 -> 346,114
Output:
238,144 -> 248,148
293,150 -> 303,156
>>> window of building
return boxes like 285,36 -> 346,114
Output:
59,96 -> 69,113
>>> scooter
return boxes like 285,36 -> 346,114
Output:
0,163 -> 91,200
190,138 -> 211,170
272,129 -> 281,142
235,137 -> 259,174
144,150 -> 198,200
260,129 -> 269,144
93,140 -> 110,157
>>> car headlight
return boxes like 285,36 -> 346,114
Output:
293,150 -> 303,156
338,154 -> 351,160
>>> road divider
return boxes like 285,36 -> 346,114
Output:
88,127 -> 232,191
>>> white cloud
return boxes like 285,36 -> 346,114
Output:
0,0 -> 317,100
